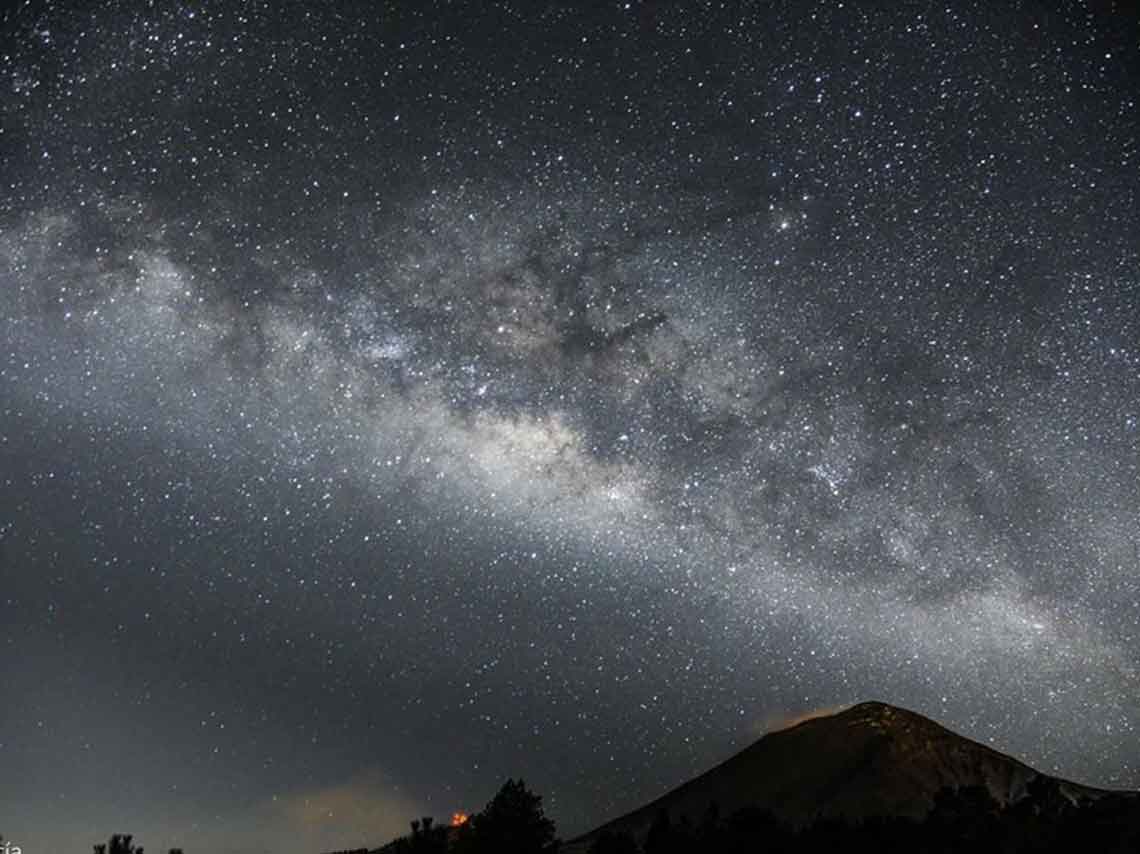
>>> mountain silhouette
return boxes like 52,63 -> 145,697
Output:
568,700 -> 1127,849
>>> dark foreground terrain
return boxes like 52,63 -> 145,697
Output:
569,701 -> 1140,852
399,703 -> 1140,854
76,702 -> 1140,854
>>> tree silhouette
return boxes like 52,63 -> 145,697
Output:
456,778 -> 558,854
925,784 -> 1003,852
586,829 -> 638,854
93,835 -> 143,854
391,815 -> 448,854
643,808 -> 696,854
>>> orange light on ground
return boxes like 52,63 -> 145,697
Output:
450,812 -> 469,827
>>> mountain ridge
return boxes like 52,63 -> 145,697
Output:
567,700 -> 1129,850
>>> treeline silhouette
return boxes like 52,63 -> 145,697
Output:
381,778 -> 558,854
81,775 -> 1140,854
588,777 -> 1140,854
79,777 -> 556,854
351,775 -> 1140,854
90,834 -> 183,854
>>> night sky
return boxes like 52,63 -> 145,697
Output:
2,2 -> 1138,853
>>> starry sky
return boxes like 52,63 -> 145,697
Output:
1,2 -> 1138,852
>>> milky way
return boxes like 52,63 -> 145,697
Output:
2,3 -> 1138,853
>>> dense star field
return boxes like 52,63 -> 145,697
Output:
1,2 -> 1138,852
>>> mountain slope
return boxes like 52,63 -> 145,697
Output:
571,701 -> 1117,847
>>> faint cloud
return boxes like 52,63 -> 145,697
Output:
271,769 -> 423,853
753,704 -> 852,738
